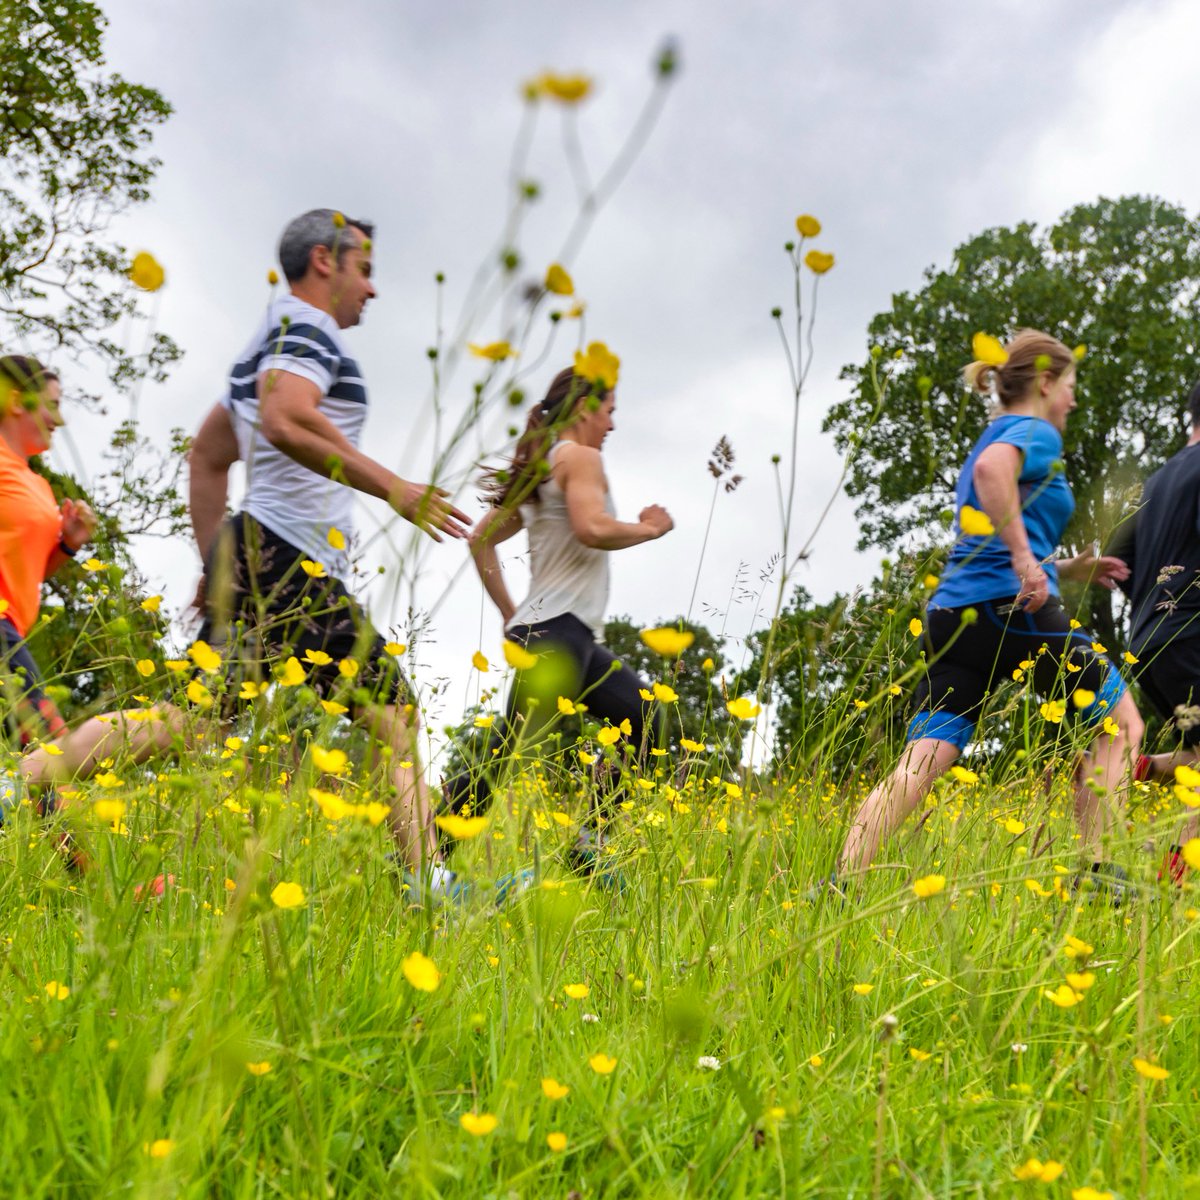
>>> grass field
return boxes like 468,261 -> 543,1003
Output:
2,675 -> 1197,1200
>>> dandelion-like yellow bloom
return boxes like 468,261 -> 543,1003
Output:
912,874 -> 946,899
950,765 -> 978,784
804,250 -> 835,275
1043,983 -> 1083,1008
795,214 -> 821,237
1065,972 -> 1095,991
300,560 -> 327,578
459,1112 -> 498,1135
135,659 -> 155,677
1183,839 -> 1200,870
971,332 -> 1008,366
909,1048 -> 932,1062
44,980 -> 70,1001
1132,1057 -> 1169,1080
1063,935 -> 1093,959
574,341 -> 620,390
908,618 -> 923,638
435,814 -> 488,840
1002,817 -> 1026,835
141,594 -> 162,613
588,1052 -> 617,1075
402,951 -> 442,992
143,1139 -> 174,1158
129,251 -> 166,292
533,72 -> 592,103
469,341 -> 518,362
311,746 -> 348,775
557,696 -> 577,716
327,526 -> 346,550
186,679 -> 214,708
503,640 -> 537,670
270,881 -> 306,910
188,640 -> 222,673
304,649 -> 332,666
652,682 -> 678,704
852,983 -> 874,996
1014,1158 -> 1063,1182
94,798 -> 126,824
383,641 -> 405,656
276,657 -> 306,687
1071,1188 -> 1113,1200
563,982 -> 589,1000
1039,700 -> 1066,724
726,696 -> 761,721
472,651 -> 489,672
541,1078 -> 570,1100
959,505 -> 995,536
546,1131 -> 568,1152
597,726 -> 621,746
640,627 -> 694,657
544,263 -> 575,295
1071,688 -> 1095,708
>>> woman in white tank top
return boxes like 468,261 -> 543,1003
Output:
442,364 -> 674,869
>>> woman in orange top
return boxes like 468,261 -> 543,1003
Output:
0,355 -> 184,811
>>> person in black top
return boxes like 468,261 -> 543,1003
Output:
1109,376 -> 1200,878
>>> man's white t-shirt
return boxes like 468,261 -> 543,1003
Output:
222,294 -> 367,578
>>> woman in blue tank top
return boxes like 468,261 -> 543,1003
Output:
831,330 -> 1144,898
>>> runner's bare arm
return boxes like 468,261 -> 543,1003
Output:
469,507 -> 523,625
257,370 -> 470,541
189,403 -> 240,562
973,442 -> 1048,611
559,446 -> 673,550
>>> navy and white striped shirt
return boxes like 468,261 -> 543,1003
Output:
222,294 -> 367,578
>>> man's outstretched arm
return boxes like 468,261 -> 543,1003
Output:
189,402 -> 240,563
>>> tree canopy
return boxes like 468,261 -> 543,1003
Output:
825,196 -> 1200,566
1,0 -> 178,394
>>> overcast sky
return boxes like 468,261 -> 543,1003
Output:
51,0 -> 1200,755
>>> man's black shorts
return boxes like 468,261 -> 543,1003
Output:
197,513 -> 411,709
1135,639 -> 1200,747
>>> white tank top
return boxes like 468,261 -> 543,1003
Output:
509,442 -> 613,637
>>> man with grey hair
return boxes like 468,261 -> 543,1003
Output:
189,207 -> 471,896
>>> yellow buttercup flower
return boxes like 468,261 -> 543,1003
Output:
1063,935 -> 1093,959
1039,700 -> 1066,724
588,1052 -> 617,1075
908,618 -> 923,638
472,651 -> 489,672
188,640 -> 221,673
557,696 -> 577,716
311,746 -> 348,776
402,951 -> 441,992
44,980 -> 70,1000
327,526 -> 346,550
639,627 -> 694,657
135,659 -> 155,677
1065,972 -> 1095,991
804,249 -> 835,274
1071,1188 -> 1112,1200
534,72 -> 592,103
795,214 -> 821,237
546,1131 -> 568,1152
94,798 -> 126,824
1015,1158 -> 1064,1182
270,881 -> 306,909
128,251 -> 165,291
1002,817 -> 1026,835
383,641 -> 405,656
726,696 -> 761,721
303,649 -> 332,666
544,263 -> 575,295
503,640 -> 537,670
1132,1058 -> 1169,1081
276,657 -> 306,687
1072,688 -> 1096,708
563,982 -> 589,1000
912,874 -> 946,899
245,1061 -> 272,1076
852,983 -> 874,996
959,505 -> 995,536
300,559 -> 326,578
680,737 -> 706,753
573,341 -> 620,390
541,1078 -> 570,1100
337,658 -> 358,679
319,699 -> 348,715
468,341 -> 518,361
143,1138 -> 174,1158
460,1112 -> 498,1135
1182,839 -> 1200,870
652,682 -> 678,704
240,680 -> 268,699
1043,983 -> 1083,1008
908,1048 -> 932,1062
435,814 -> 488,839
950,765 -> 978,784
140,594 -> 162,613
597,726 -> 621,746
971,332 -> 1008,366
186,679 -> 213,708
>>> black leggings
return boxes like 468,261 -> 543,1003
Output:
442,612 -> 652,829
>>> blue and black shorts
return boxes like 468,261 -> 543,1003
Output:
906,596 -> 1127,750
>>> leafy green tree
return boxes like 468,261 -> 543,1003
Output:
1,0 -> 178,393
825,195 -> 1200,644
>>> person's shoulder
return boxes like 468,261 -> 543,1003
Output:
272,295 -> 344,352
555,442 -> 603,473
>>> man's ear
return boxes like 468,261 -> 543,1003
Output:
309,243 -> 334,278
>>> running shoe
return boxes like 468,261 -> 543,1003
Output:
1073,862 -> 1131,907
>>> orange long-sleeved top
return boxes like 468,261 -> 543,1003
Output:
0,437 -> 61,637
